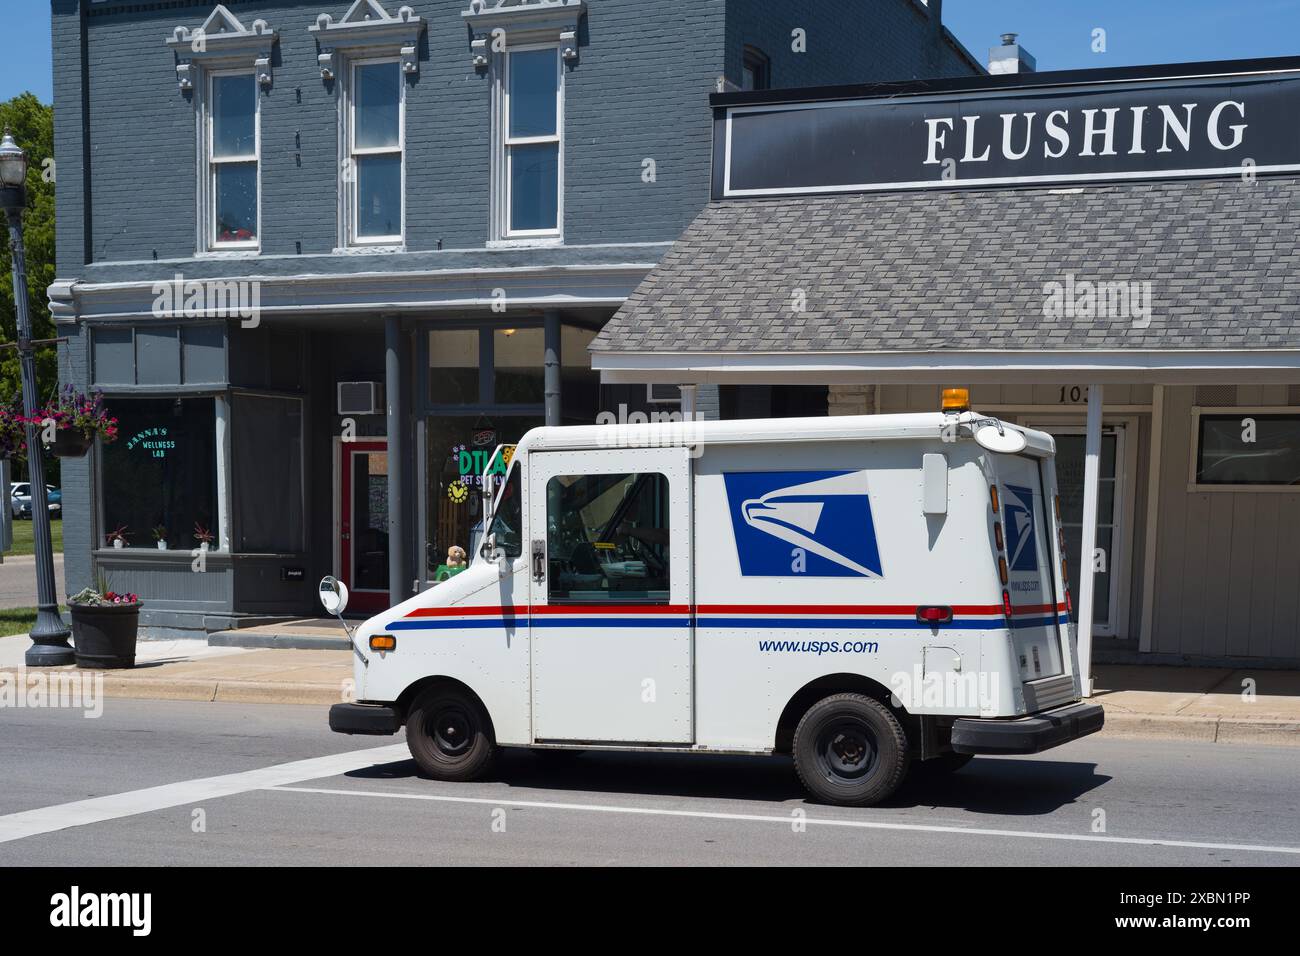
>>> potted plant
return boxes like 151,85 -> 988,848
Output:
68,584 -> 141,669
0,395 -> 25,460
193,522 -> 214,552
152,525 -> 168,550
107,525 -> 128,549
34,385 -> 119,458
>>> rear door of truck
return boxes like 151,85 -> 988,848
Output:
995,454 -> 1068,685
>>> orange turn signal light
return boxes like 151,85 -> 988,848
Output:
370,634 -> 397,652
990,485 -> 1000,515
993,521 -> 1004,551
998,556 -> 1009,585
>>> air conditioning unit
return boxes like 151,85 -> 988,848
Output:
646,383 -> 682,404
337,381 -> 384,416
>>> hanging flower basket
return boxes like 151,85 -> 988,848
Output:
47,429 -> 93,458
32,385 -> 119,458
0,396 -> 25,460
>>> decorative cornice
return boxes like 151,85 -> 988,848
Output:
309,1 -> 425,79
461,0 -> 586,69
165,5 -> 277,92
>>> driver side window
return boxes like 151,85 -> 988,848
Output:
545,472 -> 670,604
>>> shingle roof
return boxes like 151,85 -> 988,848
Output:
591,177 -> 1300,354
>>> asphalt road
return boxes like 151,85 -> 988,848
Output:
0,553 -> 67,609
1,698 -> 1298,866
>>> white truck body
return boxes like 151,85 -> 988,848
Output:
332,410 -> 1102,783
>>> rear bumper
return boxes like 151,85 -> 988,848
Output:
950,701 -> 1104,755
329,702 -> 401,736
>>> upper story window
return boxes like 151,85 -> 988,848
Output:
504,46 -> 563,238
742,46 -> 771,91
309,2 -> 424,250
461,0 -> 582,245
348,59 -> 405,244
207,71 -> 260,249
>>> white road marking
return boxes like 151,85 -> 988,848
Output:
0,744 -> 409,845
272,785 -> 1300,857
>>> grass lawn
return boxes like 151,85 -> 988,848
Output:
0,607 -> 70,637
6,517 -> 64,556
0,607 -> 38,637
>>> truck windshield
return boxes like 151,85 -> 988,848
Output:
486,465 -> 522,557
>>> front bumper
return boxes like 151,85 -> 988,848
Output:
329,702 -> 402,736
950,701 -> 1104,755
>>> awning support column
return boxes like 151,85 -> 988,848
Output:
679,384 -> 698,419
543,311 -> 561,427
1075,384 -> 1104,697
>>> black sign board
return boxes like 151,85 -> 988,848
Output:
280,566 -> 306,582
720,69 -> 1300,197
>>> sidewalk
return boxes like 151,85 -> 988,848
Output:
0,634 -> 351,706
1093,665 -> 1300,746
0,634 -> 1297,745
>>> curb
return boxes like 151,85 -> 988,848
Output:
96,677 -> 342,706
1099,711 -> 1300,745
208,630 -> 351,651
0,669 -> 343,707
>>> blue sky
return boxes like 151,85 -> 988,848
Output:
2,0 -> 1300,104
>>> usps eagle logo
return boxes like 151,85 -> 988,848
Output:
723,471 -> 883,578
1003,483 -> 1039,573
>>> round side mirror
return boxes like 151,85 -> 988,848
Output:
974,422 -> 1028,455
319,575 -> 350,616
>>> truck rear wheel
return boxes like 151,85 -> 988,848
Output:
793,693 -> 909,807
406,686 -> 497,782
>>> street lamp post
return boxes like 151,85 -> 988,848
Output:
0,127 -> 73,666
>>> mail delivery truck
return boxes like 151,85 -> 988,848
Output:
326,393 -> 1103,806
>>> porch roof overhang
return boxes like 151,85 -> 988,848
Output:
590,176 -> 1300,387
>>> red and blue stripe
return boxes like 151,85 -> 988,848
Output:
386,603 -> 1069,631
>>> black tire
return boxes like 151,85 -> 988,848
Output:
793,693 -> 909,807
915,751 -> 975,775
406,685 -> 497,782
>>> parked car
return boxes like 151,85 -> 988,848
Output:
10,483 -> 62,520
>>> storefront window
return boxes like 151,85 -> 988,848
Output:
425,416 -> 542,579
1196,414 -> 1300,485
231,394 -> 304,552
100,397 -> 218,550
428,329 -> 481,405
494,328 -> 544,404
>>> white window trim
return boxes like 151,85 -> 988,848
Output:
339,56 -> 407,249
491,43 -> 564,245
1188,405 -> 1300,493
200,67 -> 262,255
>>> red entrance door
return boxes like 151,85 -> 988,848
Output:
339,441 -> 390,613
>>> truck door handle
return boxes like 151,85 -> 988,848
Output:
531,539 -> 546,583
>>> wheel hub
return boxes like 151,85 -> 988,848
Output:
817,719 -> 877,781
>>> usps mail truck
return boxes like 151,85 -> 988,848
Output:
325,392 -> 1103,806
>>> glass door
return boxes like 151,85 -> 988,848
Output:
1038,425 -> 1125,636
340,441 -> 390,613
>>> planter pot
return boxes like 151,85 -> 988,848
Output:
46,430 -> 92,458
111,538 -> 125,549
156,541 -> 167,550
70,603 -> 140,669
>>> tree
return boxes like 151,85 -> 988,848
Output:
0,93 -> 56,483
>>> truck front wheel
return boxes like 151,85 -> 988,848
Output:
793,693 -> 909,806
406,686 -> 498,782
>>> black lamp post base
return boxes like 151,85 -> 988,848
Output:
26,641 -> 76,667
26,609 -> 75,666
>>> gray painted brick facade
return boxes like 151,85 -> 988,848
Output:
50,0 -> 978,617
